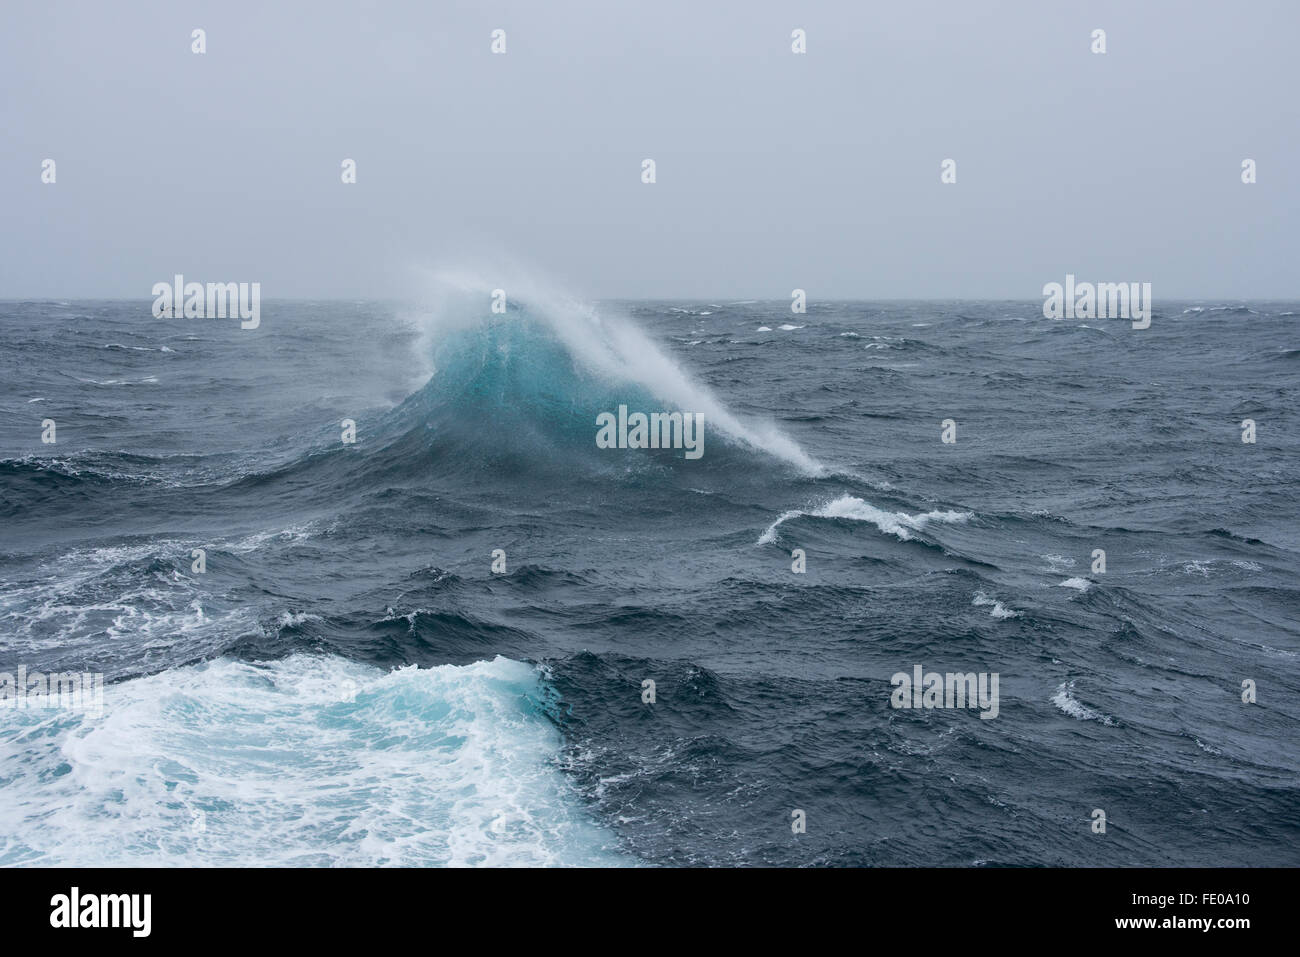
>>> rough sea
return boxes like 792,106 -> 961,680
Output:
2,294 -> 1297,866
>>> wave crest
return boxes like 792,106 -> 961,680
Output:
757,494 -> 973,544
402,273 -> 823,473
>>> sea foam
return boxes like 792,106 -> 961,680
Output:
758,494 -> 972,544
0,654 -> 629,867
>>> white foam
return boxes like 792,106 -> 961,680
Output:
758,494 -> 972,544
0,655 -> 630,867
0,540 -> 254,663
226,521 -> 323,554
1051,681 -> 1115,726
972,592 -> 1021,620
756,509 -> 803,545
1057,577 -> 1092,592
274,611 -> 322,628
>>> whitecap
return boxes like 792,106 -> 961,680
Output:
973,592 -> 1021,620
758,494 -> 972,545
1051,681 -> 1115,725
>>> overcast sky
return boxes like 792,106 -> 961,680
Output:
2,0 -> 1297,300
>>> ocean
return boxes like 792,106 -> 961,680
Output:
1,293 -> 1297,866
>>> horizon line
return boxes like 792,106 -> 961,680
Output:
3,295 -> 1299,304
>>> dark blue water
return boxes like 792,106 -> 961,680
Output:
1,295 -> 1297,866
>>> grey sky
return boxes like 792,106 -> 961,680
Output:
2,0 -> 1297,299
